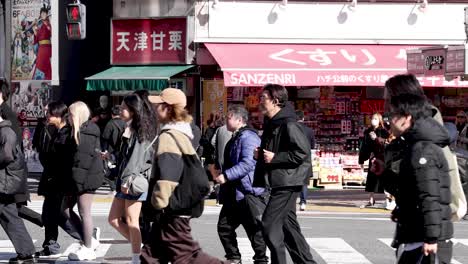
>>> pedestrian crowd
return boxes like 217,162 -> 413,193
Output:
0,74 -> 466,264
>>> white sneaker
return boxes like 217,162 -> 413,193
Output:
300,203 -> 306,211
92,227 -> 101,250
386,200 -> 396,211
68,245 -> 97,261
91,237 -> 100,250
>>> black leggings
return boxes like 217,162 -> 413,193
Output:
62,193 -> 94,248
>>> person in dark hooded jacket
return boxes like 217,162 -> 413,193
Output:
387,93 -> 453,264
61,101 -> 104,261
35,101 -> 82,258
0,111 -> 36,264
253,84 -> 315,264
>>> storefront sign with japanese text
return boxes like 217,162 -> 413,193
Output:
111,18 -> 186,65
446,45 -> 467,76
206,43 -> 468,87
407,49 -> 424,75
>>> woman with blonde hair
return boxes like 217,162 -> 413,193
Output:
63,101 -> 104,261
359,113 -> 389,207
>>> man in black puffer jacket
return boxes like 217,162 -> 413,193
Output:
253,84 -> 315,264
0,112 -> 36,264
387,93 -> 453,264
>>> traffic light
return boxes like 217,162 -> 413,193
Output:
66,2 -> 86,40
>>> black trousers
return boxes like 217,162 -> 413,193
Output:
217,194 -> 268,264
17,203 -> 43,227
0,202 -> 35,258
397,240 -> 453,264
41,192 -> 81,253
262,186 -> 316,264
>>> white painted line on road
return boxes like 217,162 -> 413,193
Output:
95,243 -> 111,258
237,238 -> 270,263
455,239 -> 468,246
301,216 -> 390,221
306,238 -> 372,264
60,242 -> 82,257
0,240 -> 37,263
0,240 -> 37,248
378,238 -> 393,248
380,239 -> 463,264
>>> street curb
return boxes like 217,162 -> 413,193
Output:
203,199 -> 390,214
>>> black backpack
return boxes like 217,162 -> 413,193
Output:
165,132 -> 210,218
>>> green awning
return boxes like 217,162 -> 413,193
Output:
85,65 -> 194,91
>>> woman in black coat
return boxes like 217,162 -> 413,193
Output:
359,113 -> 389,207
62,101 -> 104,261
35,101 -> 82,258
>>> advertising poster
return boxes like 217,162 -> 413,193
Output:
22,127 -> 43,173
11,81 -> 51,126
11,0 -> 52,81
202,80 -> 227,129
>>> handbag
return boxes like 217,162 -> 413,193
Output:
128,174 -> 150,196
127,136 -> 158,196
370,157 -> 385,176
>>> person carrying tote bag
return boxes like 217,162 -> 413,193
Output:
142,88 -> 227,264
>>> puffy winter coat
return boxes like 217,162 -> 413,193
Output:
70,121 -> 104,194
0,120 -> 28,199
48,125 -> 75,194
222,127 -> 265,201
391,117 -> 453,244
253,104 -> 312,189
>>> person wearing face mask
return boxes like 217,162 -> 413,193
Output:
359,113 -> 390,207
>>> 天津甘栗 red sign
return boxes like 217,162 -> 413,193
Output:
111,18 -> 187,65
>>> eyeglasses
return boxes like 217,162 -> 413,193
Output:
457,116 -> 466,118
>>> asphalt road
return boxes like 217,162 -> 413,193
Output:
1,205 -> 467,264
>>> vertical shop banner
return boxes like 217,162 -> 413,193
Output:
202,80 -> 227,128
11,0 -> 53,81
111,18 -> 187,65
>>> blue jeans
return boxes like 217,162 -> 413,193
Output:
299,185 -> 308,204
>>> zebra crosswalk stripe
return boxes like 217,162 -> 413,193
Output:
0,240 -> 37,263
0,238 -> 467,263
306,238 -> 372,264
52,241 -> 111,263
379,239 -> 464,264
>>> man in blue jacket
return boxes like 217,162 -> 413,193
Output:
214,105 -> 268,264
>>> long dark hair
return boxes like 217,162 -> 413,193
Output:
123,94 -> 157,142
